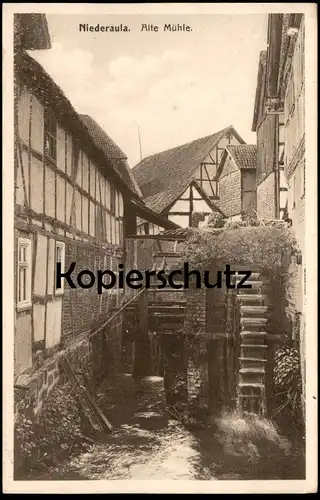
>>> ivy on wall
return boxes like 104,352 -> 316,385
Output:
180,217 -> 300,273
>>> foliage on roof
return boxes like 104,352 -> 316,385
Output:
180,219 -> 300,272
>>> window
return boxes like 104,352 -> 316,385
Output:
17,238 -> 32,310
55,241 -> 65,295
106,212 -> 111,242
110,185 -> 116,215
285,71 -> 295,124
44,109 -> 57,161
278,116 -> 287,218
95,206 -> 106,241
293,175 -> 296,209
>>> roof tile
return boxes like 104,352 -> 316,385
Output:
80,115 -> 141,196
226,144 -> 257,170
132,126 -> 245,214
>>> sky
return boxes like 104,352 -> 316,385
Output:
31,14 -> 268,167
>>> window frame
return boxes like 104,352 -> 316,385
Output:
110,185 -> 116,215
17,237 -> 32,311
44,108 -> 57,162
55,241 -> 66,296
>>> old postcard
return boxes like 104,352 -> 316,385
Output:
3,2 -> 317,494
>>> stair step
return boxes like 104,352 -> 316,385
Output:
240,306 -> 269,316
238,294 -> 266,304
241,331 -> 267,337
237,281 -> 265,292
240,368 -> 265,374
238,394 -> 261,398
239,382 -> 264,388
240,317 -> 268,328
239,357 -> 267,362
241,339 -> 267,346
240,344 -> 268,348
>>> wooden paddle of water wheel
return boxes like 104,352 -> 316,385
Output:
234,272 -> 270,416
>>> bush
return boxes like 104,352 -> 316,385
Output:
273,344 -> 304,427
206,212 -> 226,228
15,383 -> 90,477
180,220 -> 299,272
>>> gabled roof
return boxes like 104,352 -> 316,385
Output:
16,50 -> 141,200
80,115 -> 142,198
136,178 -> 224,226
143,177 -> 224,218
15,52 -> 176,231
132,126 -> 245,215
225,144 -> 257,170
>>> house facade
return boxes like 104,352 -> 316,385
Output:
252,49 -> 288,220
133,126 -> 245,231
218,144 -> 257,220
274,14 -> 306,398
14,14 -> 175,379
252,14 -> 306,405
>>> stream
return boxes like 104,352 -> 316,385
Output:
33,374 -> 305,481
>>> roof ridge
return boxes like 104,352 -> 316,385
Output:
132,125 -> 233,169
226,144 -> 257,149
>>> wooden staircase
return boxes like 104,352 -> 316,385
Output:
236,272 -> 269,415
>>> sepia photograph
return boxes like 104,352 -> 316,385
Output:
3,2 -> 317,494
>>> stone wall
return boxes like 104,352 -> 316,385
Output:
14,334 -> 92,417
183,282 -> 209,413
62,240 -> 121,344
257,173 -> 276,219
219,168 -> 242,218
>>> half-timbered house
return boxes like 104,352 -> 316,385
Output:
132,126 -> 246,232
14,14 -> 176,378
